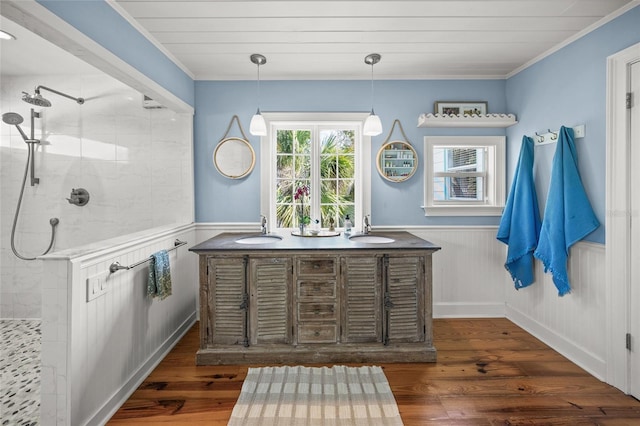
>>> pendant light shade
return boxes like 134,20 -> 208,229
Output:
363,53 -> 382,136
250,108 -> 266,135
363,111 -> 382,136
249,54 -> 267,136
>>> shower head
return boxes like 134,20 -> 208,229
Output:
2,111 -> 30,141
22,91 -> 51,107
2,111 -> 24,125
22,85 -> 84,107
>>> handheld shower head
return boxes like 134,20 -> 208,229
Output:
22,91 -> 51,107
2,111 -> 31,142
2,111 -> 24,125
22,85 -> 84,107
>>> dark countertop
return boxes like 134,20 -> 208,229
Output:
189,231 -> 441,253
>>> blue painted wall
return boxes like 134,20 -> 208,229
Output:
194,79 -> 507,225
506,5 -> 640,244
36,0 -> 195,107
37,1 -> 640,238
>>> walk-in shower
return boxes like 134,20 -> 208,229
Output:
2,85 -> 85,260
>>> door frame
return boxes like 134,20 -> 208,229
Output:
605,41 -> 640,393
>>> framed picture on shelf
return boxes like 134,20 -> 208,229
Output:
434,101 -> 487,116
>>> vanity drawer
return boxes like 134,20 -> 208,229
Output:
298,324 -> 337,343
298,280 -> 336,298
298,303 -> 336,321
296,257 -> 336,276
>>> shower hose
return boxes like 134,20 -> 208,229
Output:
11,142 -> 58,261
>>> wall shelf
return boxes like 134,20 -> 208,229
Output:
418,113 -> 518,128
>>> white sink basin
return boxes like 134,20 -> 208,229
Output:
235,235 -> 283,244
348,235 -> 395,244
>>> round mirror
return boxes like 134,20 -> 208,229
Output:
213,137 -> 256,179
376,141 -> 418,182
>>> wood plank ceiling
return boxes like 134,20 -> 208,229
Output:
113,0 -> 634,80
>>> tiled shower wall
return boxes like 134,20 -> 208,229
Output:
0,73 -> 194,318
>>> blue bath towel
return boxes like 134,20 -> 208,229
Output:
497,136 -> 541,289
148,250 -> 172,300
534,126 -> 599,296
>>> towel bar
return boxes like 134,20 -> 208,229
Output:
109,239 -> 187,274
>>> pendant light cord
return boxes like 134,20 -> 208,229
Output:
370,62 -> 375,113
256,62 -> 261,112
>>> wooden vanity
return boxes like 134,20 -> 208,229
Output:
189,231 -> 440,365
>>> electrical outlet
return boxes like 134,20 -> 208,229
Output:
86,272 -> 110,302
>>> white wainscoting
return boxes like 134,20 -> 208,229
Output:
406,226 -> 509,318
40,223 -> 197,426
506,241 -> 607,381
417,227 -> 608,381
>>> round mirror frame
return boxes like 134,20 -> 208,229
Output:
212,137 -> 256,179
376,141 -> 418,182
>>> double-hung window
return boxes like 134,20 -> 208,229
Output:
261,113 -> 371,231
423,136 -> 505,216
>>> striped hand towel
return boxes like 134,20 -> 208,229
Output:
147,250 -> 172,300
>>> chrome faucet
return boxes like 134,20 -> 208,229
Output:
260,215 -> 268,234
363,215 -> 371,234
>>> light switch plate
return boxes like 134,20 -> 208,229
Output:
86,272 -> 110,302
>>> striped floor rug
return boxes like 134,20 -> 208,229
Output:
228,365 -> 403,426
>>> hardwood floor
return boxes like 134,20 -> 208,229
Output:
108,318 -> 640,425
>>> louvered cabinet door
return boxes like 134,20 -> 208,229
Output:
249,257 -> 292,345
384,255 -> 425,343
207,257 -> 246,345
340,256 -> 382,343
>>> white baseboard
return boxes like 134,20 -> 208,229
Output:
85,312 -> 197,426
506,305 -> 606,381
434,302 -> 505,318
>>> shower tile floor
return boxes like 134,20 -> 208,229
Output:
1,320 -> 40,426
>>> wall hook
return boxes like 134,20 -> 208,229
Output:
67,188 -> 90,206
548,129 -> 558,140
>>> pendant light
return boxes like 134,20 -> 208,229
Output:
249,53 -> 267,136
363,53 -> 382,136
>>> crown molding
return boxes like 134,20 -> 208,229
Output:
507,1 -> 640,79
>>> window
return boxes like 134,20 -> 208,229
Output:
423,136 -> 505,216
261,113 -> 371,231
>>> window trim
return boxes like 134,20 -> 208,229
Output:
423,135 -> 505,216
260,112 -> 371,231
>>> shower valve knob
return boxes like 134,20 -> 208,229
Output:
67,188 -> 90,206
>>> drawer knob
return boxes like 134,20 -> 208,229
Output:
314,331 -> 320,336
